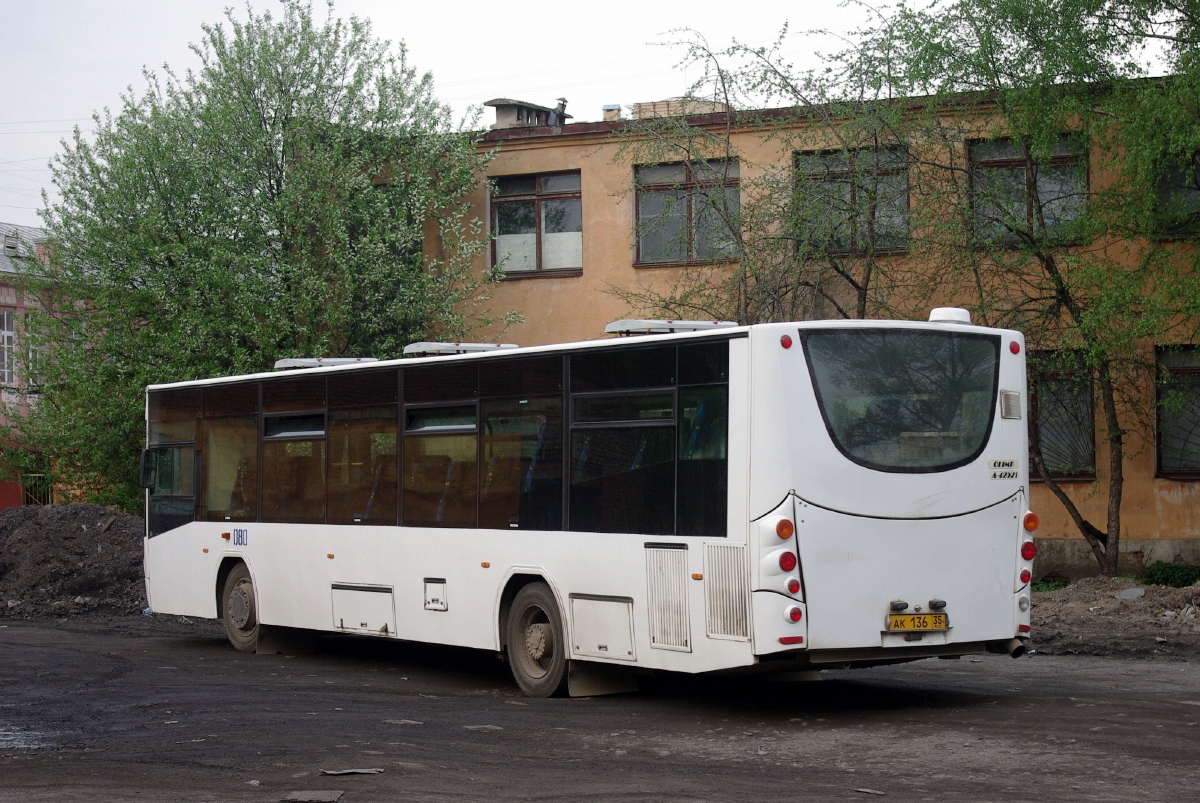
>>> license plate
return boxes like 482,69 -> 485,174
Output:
887,613 -> 949,632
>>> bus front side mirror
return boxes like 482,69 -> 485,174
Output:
138,449 -> 159,490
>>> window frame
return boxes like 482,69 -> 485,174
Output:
793,148 -> 910,255
634,160 -> 740,267
1028,351 -> 1096,482
0,309 -> 16,387
490,171 -> 583,278
968,136 -> 1089,246
1154,152 -> 1200,239
1156,345 -> 1200,480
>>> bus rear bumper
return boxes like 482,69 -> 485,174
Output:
756,638 -> 1026,669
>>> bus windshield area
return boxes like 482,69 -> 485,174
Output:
802,328 -> 1000,472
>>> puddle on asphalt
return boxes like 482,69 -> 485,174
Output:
0,723 -> 54,749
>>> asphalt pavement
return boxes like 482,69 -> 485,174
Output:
1,616 -> 1197,802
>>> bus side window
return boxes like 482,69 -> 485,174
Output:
479,397 -> 563,530
402,406 -> 477,528
327,406 -> 398,525
678,386 -> 728,537
201,416 -> 259,522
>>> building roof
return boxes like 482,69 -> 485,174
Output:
0,222 -> 47,275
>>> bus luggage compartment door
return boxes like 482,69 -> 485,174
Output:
331,583 -> 397,636
794,495 -> 1021,651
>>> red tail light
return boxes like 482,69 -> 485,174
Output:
1018,624 -> 1031,633
785,605 -> 802,622
780,334 -> 793,349
779,552 -> 797,572
779,635 -> 804,645
1020,569 -> 1031,583
787,577 -> 801,594
1021,541 -> 1037,561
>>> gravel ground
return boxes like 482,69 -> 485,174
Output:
1030,574 -> 1200,658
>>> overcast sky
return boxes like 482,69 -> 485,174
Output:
0,0 -> 871,229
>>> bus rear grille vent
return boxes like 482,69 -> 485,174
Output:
645,546 -> 691,651
704,544 -> 749,640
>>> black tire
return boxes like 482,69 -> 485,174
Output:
506,583 -> 569,697
221,563 -> 259,653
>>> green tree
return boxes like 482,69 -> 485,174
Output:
3,0 -> 507,511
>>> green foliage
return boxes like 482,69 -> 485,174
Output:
1142,561 -> 1200,587
5,1 -> 508,511
1031,579 -> 1068,593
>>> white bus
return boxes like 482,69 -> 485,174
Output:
141,311 -> 1037,697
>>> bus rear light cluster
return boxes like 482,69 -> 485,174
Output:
787,577 -> 801,594
1021,541 -> 1037,561
784,605 -> 803,623
779,552 -> 798,572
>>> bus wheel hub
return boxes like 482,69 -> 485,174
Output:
229,586 -> 252,629
524,624 -> 549,660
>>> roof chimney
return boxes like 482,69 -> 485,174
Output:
602,104 -> 621,122
483,98 -> 574,130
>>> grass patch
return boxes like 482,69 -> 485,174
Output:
1031,579 -> 1067,593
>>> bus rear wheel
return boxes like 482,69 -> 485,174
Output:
507,583 -> 568,697
222,563 -> 259,653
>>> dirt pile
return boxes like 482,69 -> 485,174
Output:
0,504 -> 147,618
1031,575 -> 1200,658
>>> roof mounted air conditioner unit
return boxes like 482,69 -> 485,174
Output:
273,357 -> 379,370
402,342 -> 520,357
605,319 -> 738,336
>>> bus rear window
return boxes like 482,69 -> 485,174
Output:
801,329 -> 1000,472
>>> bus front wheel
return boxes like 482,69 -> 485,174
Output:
222,563 -> 259,653
506,583 -> 568,697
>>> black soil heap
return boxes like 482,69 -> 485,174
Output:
0,503 -> 146,618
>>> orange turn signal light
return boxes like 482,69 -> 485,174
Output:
692,573 -> 704,581
1023,512 -> 1039,532
776,519 -> 795,539
326,553 -> 334,559
221,532 -> 231,540
481,561 -> 491,568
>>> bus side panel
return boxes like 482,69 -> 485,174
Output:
144,524 -> 221,619
153,523 -> 759,674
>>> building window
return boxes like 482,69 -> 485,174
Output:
635,160 -> 739,265
0,310 -> 15,386
1029,351 -> 1095,479
492,172 -> 582,274
1158,346 -> 1200,478
1156,153 -> 1200,235
970,136 -> 1087,244
794,148 -> 909,253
